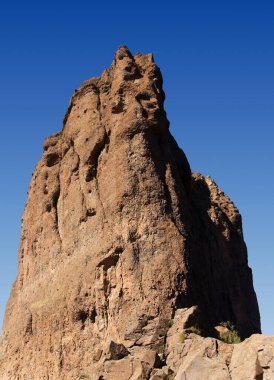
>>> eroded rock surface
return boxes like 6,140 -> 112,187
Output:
0,46 -> 263,379
165,308 -> 274,380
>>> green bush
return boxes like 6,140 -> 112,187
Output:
165,375 -> 175,380
220,321 -> 234,330
219,329 -> 241,344
179,332 -> 187,343
189,325 -> 202,335
157,344 -> 166,354
167,319 -> 174,328
218,321 -> 241,344
179,325 -> 202,343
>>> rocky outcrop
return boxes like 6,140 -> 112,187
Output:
162,307 -> 274,380
167,333 -> 274,380
0,46 -> 263,379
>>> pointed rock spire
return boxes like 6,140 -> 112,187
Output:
0,47 -> 261,379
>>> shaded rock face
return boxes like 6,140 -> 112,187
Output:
0,46 -> 261,379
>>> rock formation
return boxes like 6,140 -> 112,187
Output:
163,308 -> 274,380
0,46 -> 265,379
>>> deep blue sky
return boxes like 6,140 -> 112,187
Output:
0,1 -> 273,334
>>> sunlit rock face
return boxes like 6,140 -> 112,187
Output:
0,46 -> 260,379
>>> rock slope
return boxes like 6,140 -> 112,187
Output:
0,46 -> 263,379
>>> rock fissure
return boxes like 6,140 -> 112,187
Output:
53,172 -> 62,247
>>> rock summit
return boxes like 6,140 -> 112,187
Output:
0,46 -> 266,379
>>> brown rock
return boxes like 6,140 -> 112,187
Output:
105,341 -> 129,360
0,46 -> 262,379
165,310 -> 274,379
229,334 -> 274,379
169,331 -> 274,380
214,325 -> 230,335
174,335 -> 233,380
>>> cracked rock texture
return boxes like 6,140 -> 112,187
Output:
0,46 -> 266,379
164,308 -> 274,380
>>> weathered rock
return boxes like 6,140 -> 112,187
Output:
105,341 -> 129,360
167,309 -> 274,380
0,46 -> 263,379
229,334 -> 274,379
171,332 -> 274,380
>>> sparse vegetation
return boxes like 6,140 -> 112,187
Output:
179,325 -> 203,343
157,344 -> 166,354
165,375 -> 175,380
167,319 -> 174,328
218,321 -> 241,344
189,325 -> 202,335
220,321 -> 234,330
219,329 -> 241,344
179,332 -> 187,343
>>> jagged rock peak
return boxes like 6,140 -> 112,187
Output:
0,47 -> 262,380
63,45 -> 166,136
115,45 -> 134,60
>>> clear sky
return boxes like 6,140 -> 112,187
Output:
0,1 -> 273,334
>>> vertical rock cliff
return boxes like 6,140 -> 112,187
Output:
0,46 -> 261,379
